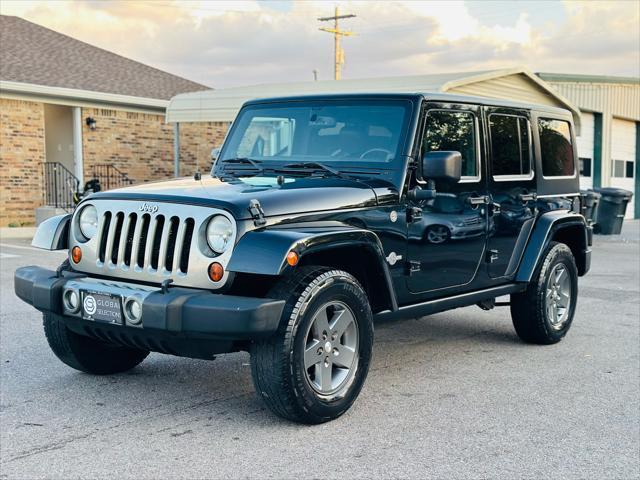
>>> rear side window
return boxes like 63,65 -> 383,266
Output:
423,110 -> 479,180
489,114 -> 532,179
539,119 -> 575,177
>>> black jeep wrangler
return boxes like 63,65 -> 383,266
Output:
15,93 -> 592,424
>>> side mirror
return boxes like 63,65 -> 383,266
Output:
421,151 -> 462,183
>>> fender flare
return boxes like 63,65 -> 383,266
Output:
31,214 -> 71,251
515,211 -> 589,283
227,228 -> 398,311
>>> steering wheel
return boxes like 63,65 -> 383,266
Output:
359,148 -> 393,160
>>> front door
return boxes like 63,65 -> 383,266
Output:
485,107 -> 537,279
406,103 -> 488,295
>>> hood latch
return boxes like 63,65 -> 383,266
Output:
248,199 -> 267,227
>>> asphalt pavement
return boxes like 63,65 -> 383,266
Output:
1,222 -> 639,479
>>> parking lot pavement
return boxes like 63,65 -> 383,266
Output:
1,224 -> 638,480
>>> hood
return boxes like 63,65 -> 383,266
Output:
88,175 -> 383,220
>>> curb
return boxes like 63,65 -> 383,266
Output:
0,227 -> 37,240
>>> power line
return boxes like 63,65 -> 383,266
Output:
318,6 -> 356,80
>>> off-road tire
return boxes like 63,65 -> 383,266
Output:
510,241 -> 578,344
250,266 -> 374,424
43,313 -> 149,374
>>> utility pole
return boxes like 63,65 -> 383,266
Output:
318,6 -> 356,80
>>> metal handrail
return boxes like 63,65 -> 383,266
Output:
43,162 -> 79,210
91,164 -> 135,190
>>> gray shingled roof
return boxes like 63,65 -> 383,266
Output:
0,15 -> 210,100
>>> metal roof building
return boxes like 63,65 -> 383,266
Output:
539,73 -> 640,218
166,67 -> 580,125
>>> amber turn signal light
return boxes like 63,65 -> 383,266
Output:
71,246 -> 82,263
286,251 -> 299,267
208,262 -> 224,282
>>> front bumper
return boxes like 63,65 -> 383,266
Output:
14,266 -> 285,341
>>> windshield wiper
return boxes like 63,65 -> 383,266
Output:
222,157 -> 264,173
281,161 -> 352,179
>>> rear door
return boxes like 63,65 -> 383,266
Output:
485,107 -> 537,279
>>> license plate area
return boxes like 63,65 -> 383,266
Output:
81,291 -> 123,325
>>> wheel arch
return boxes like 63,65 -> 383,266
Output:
516,211 -> 591,282
227,228 -> 398,314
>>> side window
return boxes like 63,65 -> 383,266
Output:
489,114 -> 532,179
424,110 -> 479,180
539,119 -> 575,177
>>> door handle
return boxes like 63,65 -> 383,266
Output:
466,195 -> 489,206
518,193 -> 537,203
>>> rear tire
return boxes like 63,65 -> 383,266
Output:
250,267 -> 374,424
43,313 -> 149,374
510,242 -> 578,344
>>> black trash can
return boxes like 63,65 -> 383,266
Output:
580,190 -> 601,225
593,187 -> 634,234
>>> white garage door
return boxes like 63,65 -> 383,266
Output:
576,112 -> 594,190
611,118 -> 636,219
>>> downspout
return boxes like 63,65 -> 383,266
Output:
593,113 -> 603,189
635,121 -> 640,219
173,122 -> 180,178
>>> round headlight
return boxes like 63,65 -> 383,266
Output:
206,215 -> 233,254
78,205 -> 98,239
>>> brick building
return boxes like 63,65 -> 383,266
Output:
0,16 -> 228,227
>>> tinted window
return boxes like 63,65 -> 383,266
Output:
424,110 -> 478,178
489,114 -> 531,177
539,119 -> 575,177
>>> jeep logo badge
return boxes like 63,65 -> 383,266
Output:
139,203 -> 159,214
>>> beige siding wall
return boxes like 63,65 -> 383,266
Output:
548,82 -> 640,122
448,74 -> 567,109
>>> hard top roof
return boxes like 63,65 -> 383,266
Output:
242,91 -> 572,116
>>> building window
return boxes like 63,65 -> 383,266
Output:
539,118 -> 575,177
423,110 -> 479,180
489,114 -> 532,179
612,159 -> 635,179
579,157 -> 592,177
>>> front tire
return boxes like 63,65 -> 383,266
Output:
43,313 -> 149,374
510,242 -> 578,344
250,267 -> 374,424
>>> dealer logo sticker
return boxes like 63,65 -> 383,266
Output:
83,295 -> 97,315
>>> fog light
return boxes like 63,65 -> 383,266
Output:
63,289 -> 80,312
71,246 -> 82,263
125,298 -> 142,324
208,262 -> 224,282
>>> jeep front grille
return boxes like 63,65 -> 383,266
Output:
97,211 -> 195,274
69,200 -> 236,289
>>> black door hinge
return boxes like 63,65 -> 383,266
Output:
248,199 -> 266,227
407,206 -> 422,223
486,249 -> 499,263
405,260 -> 422,275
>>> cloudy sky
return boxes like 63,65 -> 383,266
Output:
2,0 -> 639,88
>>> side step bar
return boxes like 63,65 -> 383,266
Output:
374,283 -> 526,322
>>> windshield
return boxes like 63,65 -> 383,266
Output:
218,100 -> 412,168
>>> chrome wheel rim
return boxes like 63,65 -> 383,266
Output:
427,226 -> 448,244
545,263 -> 572,330
303,301 -> 359,395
